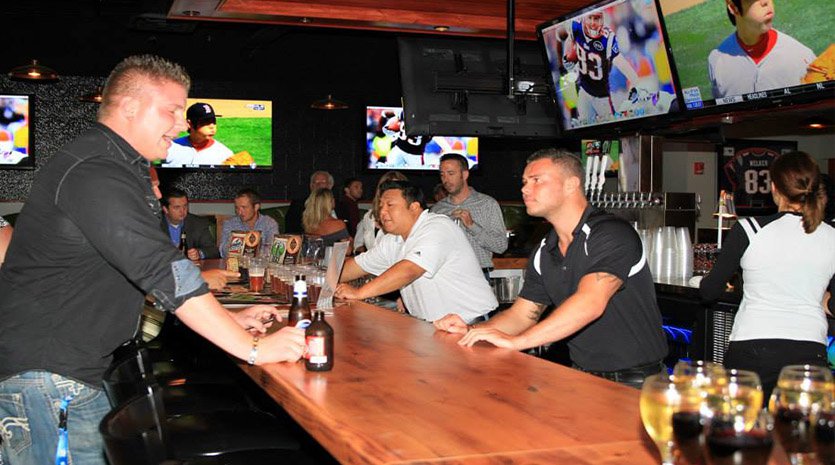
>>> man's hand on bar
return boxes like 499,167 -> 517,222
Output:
232,304 -> 282,334
457,327 -> 518,349
433,314 -> 470,334
259,327 -> 306,364
201,269 -> 240,290
334,283 -> 363,300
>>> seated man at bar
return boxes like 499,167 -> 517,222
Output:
219,187 -> 279,257
335,180 -> 496,323
0,55 -> 306,465
435,148 -> 667,388
160,187 -> 220,260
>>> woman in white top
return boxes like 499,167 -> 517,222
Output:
700,151 -> 835,401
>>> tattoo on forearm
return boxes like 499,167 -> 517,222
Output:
526,304 -> 546,321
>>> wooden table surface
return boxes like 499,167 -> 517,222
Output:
225,274 -> 790,464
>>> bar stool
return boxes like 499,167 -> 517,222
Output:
100,386 -> 312,465
102,348 -> 253,415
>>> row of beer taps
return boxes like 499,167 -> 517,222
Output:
584,155 -> 664,209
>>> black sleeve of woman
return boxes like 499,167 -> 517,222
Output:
698,223 -> 749,302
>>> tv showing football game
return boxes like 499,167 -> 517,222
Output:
366,106 -> 479,170
0,94 -> 33,169
160,97 -> 272,170
658,0 -> 835,110
538,0 -> 680,132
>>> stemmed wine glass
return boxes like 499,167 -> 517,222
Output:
770,364 -> 834,465
814,400 -> 835,465
670,360 -> 727,465
698,369 -> 772,465
641,373 -> 684,465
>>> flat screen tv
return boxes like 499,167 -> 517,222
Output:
159,97 -> 272,170
538,0 -> 680,133
658,0 -> 835,110
366,105 -> 478,170
0,94 -> 33,169
397,37 -> 560,138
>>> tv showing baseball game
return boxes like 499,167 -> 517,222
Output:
0,94 -> 33,169
159,97 -> 272,170
366,105 -> 479,170
538,0 -> 680,133
658,0 -> 835,110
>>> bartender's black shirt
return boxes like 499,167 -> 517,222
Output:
519,206 -> 668,372
0,124 -> 208,387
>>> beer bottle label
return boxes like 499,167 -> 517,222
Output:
306,336 -> 327,363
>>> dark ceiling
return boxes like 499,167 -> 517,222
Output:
7,0 -> 834,139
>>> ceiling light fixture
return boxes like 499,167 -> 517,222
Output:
433,25 -> 450,32
9,60 -> 59,82
80,87 -> 104,104
801,116 -> 831,129
310,95 -> 349,110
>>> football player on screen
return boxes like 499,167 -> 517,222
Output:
376,110 -> 429,168
708,0 -> 815,99
559,10 -> 641,125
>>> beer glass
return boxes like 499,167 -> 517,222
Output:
248,258 -> 266,293
770,365 -> 834,465
641,373 -> 683,465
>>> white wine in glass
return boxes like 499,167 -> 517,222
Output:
772,365 -> 834,465
641,373 -> 682,465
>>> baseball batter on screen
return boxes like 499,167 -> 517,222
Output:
708,0 -> 815,99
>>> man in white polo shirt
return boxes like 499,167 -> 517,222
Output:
335,180 -> 496,323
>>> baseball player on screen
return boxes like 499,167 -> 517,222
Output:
708,0 -> 815,100
164,102 -> 234,166
560,10 -> 641,125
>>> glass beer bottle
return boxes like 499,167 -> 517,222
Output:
287,275 -> 311,327
179,231 -> 188,257
305,311 -> 333,372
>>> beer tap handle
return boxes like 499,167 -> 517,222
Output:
585,156 -> 596,199
597,156 -> 608,201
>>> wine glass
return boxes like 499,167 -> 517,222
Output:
701,369 -> 769,465
704,409 -> 774,465
770,364 -> 834,465
814,401 -> 835,465
721,370 -> 764,431
299,236 -> 324,266
641,373 -> 684,465
670,362 -> 730,465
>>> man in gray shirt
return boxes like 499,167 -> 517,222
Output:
430,153 -> 507,276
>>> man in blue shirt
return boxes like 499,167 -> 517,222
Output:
160,187 -> 220,260
220,188 -> 279,257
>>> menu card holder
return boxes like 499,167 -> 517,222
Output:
316,240 -> 349,309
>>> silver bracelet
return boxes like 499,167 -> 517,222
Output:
247,336 -> 260,365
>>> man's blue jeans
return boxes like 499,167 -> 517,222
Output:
0,371 -> 110,465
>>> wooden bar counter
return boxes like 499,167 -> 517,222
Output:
238,301 -> 791,465
239,301 -> 658,465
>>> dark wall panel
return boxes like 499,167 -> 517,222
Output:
0,29 -> 561,204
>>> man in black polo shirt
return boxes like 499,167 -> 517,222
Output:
435,148 -> 666,388
0,55 -> 305,465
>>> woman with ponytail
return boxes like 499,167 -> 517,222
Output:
700,151 -> 835,401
